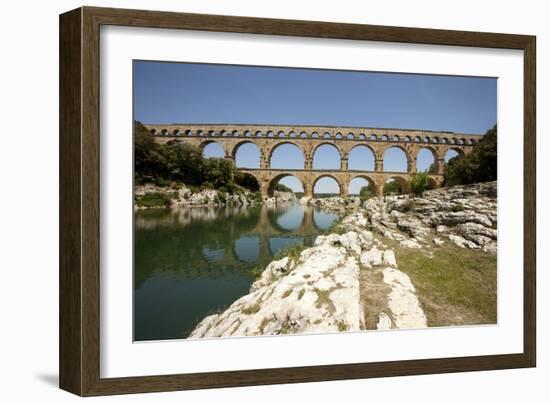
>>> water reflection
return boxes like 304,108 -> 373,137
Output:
134,203 -> 339,341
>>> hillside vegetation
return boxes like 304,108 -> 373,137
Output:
445,125 -> 497,186
134,121 -> 259,194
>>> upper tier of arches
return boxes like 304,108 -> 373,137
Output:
147,125 -> 482,145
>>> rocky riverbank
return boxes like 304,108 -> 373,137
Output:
134,184 -> 299,209
189,181 -> 497,338
307,195 -> 362,213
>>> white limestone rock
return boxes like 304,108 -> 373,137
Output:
399,239 -> 422,249
376,312 -> 393,330
397,216 -> 430,239
448,234 -> 480,249
360,247 -> 383,268
382,268 -> 427,329
189,243 -> 361,338
383,250 -> 397,268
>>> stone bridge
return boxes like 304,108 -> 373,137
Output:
144,123 -> 482,197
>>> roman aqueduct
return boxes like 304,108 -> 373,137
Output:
144,123 -> 482,198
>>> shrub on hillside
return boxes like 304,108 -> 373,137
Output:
383,180 -> 401,195
135,192 -> 172,208
359,185 -> 374,201
273,183 -> 293,193
234,171 -> 260,192
134,121 -> 261,193
410,172 -> 429,196
445,125 -> 497,186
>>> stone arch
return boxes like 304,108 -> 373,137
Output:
348,144 -> 375,171
198,139 -> 220,150
267,173 -> 305,197
312,143 -> 342,170
269,142 -> 305,169
166,138 -> 185,146
358,133 -> 366,140
278,130 -> 286,138
312,174 -> 341,196
347,132 -> 355,140
323,131 -> 332,139
370,133 -> 377,141
381,135 -> 389,141
201,140 -> 225,158
335,132 -> 343,139
232,141 -> 261,168
403,136 -> 411,142
444,147 -> 465,162
311,131 -> 319,138
383,145 -> 411,173
348,175 -> 376,196
300,131 -> 308,138
255,130 -> 263,137
391,135 -> 400,142
415,146 -> 438,173
426,176 -> 438,190
289,131 -> 297,138
384,175 -> 409,195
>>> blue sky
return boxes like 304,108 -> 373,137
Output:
134,61 -> 496,194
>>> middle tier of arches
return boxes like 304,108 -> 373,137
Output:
196,138 -> 465,174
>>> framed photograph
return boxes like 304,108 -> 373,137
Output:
59,6 -> 536,396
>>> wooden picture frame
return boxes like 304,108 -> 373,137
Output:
59,6 -> 536,396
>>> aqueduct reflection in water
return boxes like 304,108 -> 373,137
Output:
134,203 -> 339,341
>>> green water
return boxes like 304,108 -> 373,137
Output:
134,203 -> 339,341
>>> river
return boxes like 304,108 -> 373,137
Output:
134,203 -> 340,341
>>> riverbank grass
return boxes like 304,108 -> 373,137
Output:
135,191 -> 172,208
395,242 -> 497,327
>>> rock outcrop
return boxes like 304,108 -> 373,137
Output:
189,181 -> 496,338
263,191 -> 297,206
190,228 -> 427,338
308,196 -> 362,213
134,184 -> 260,208
362,181 -> 497,254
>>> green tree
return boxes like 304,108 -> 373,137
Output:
161,141 -> 207,185
203,157 -> 234,188
383,180 -> 401,195
359,184 -> 374,201
410,172 -> 429,196
134,121 -> 166,183
234,172 -> 260,192
273,183 -> 294,193
444,125 -> 497,186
